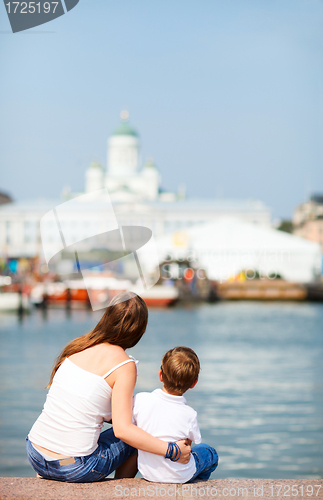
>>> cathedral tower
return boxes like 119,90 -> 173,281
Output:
107,110 -> 140,177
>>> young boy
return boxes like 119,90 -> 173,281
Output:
133,346 -> 218,483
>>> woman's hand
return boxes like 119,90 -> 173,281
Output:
175,439 -> 191,464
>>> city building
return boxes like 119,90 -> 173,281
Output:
85,110 -> 164,202
293,195 -> 323,252
156,218 -> 322,283
0,191 -> 12,205
0,113 -> 272,262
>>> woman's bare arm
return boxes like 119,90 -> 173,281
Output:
110,362 -> 191,464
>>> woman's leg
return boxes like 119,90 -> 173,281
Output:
26,430 -> 137,483
95,427 -> 137,479
26,437 -> 103,483
114,453 -> 138,479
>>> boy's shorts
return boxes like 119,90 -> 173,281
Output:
189,443 -> 219,481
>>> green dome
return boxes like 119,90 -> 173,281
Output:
144,158 -> 158,169
112,121 -> 138,137
89,161 -> 103,170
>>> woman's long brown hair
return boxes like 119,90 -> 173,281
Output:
47,292 -> 148,387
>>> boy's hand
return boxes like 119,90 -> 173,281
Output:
175,439 -> 191,464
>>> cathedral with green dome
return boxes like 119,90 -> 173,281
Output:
0,112 -> 274,269
85,111 -> 175,202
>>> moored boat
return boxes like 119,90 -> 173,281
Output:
0,292 -> 30,312
131,285 -> 179,307
30,279 -> 178,308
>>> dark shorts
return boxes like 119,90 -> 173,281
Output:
26,428 -> 136,482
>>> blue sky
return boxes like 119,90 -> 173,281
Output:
0,0 -> 322,219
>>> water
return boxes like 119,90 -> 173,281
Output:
0,302 -> 322,478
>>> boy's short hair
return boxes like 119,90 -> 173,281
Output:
161,346 -> 200,394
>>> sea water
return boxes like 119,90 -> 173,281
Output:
0,302 -> 322,478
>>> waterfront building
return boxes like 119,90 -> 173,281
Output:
0,113 -> 272,261
293,195 -> 323,252
156,218 -> 322,283
0,191 -> 12,206
85,113 -> 162,202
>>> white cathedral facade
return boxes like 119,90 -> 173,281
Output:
84,111 -> 173,203
0,113 -> 272,260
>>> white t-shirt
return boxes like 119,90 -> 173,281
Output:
133,389 -> 202,483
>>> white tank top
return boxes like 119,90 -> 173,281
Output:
28,355 -> 138,457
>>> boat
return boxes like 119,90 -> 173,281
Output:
131,285 -> 179,307
30,278 -> 179,308
0,292 -> 30,312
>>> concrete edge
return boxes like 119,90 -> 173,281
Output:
0,477 -> 322,500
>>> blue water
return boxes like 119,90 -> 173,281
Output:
0,302 -> 322,478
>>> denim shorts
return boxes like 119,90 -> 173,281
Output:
26,428 -> 137,482
190,443 -> 219,481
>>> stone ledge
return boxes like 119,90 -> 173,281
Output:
0,478 -> 322,500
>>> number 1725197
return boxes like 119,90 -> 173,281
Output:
269,485 -> 322,497
5,2 -> 59,14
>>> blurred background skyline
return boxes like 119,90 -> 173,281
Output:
0,0 -> 322,220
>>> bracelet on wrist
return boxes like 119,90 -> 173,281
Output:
165,442 -> 181,462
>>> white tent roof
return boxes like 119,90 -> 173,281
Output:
156,218 -> 322,283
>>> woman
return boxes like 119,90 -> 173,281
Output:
26,292 -> 191,482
